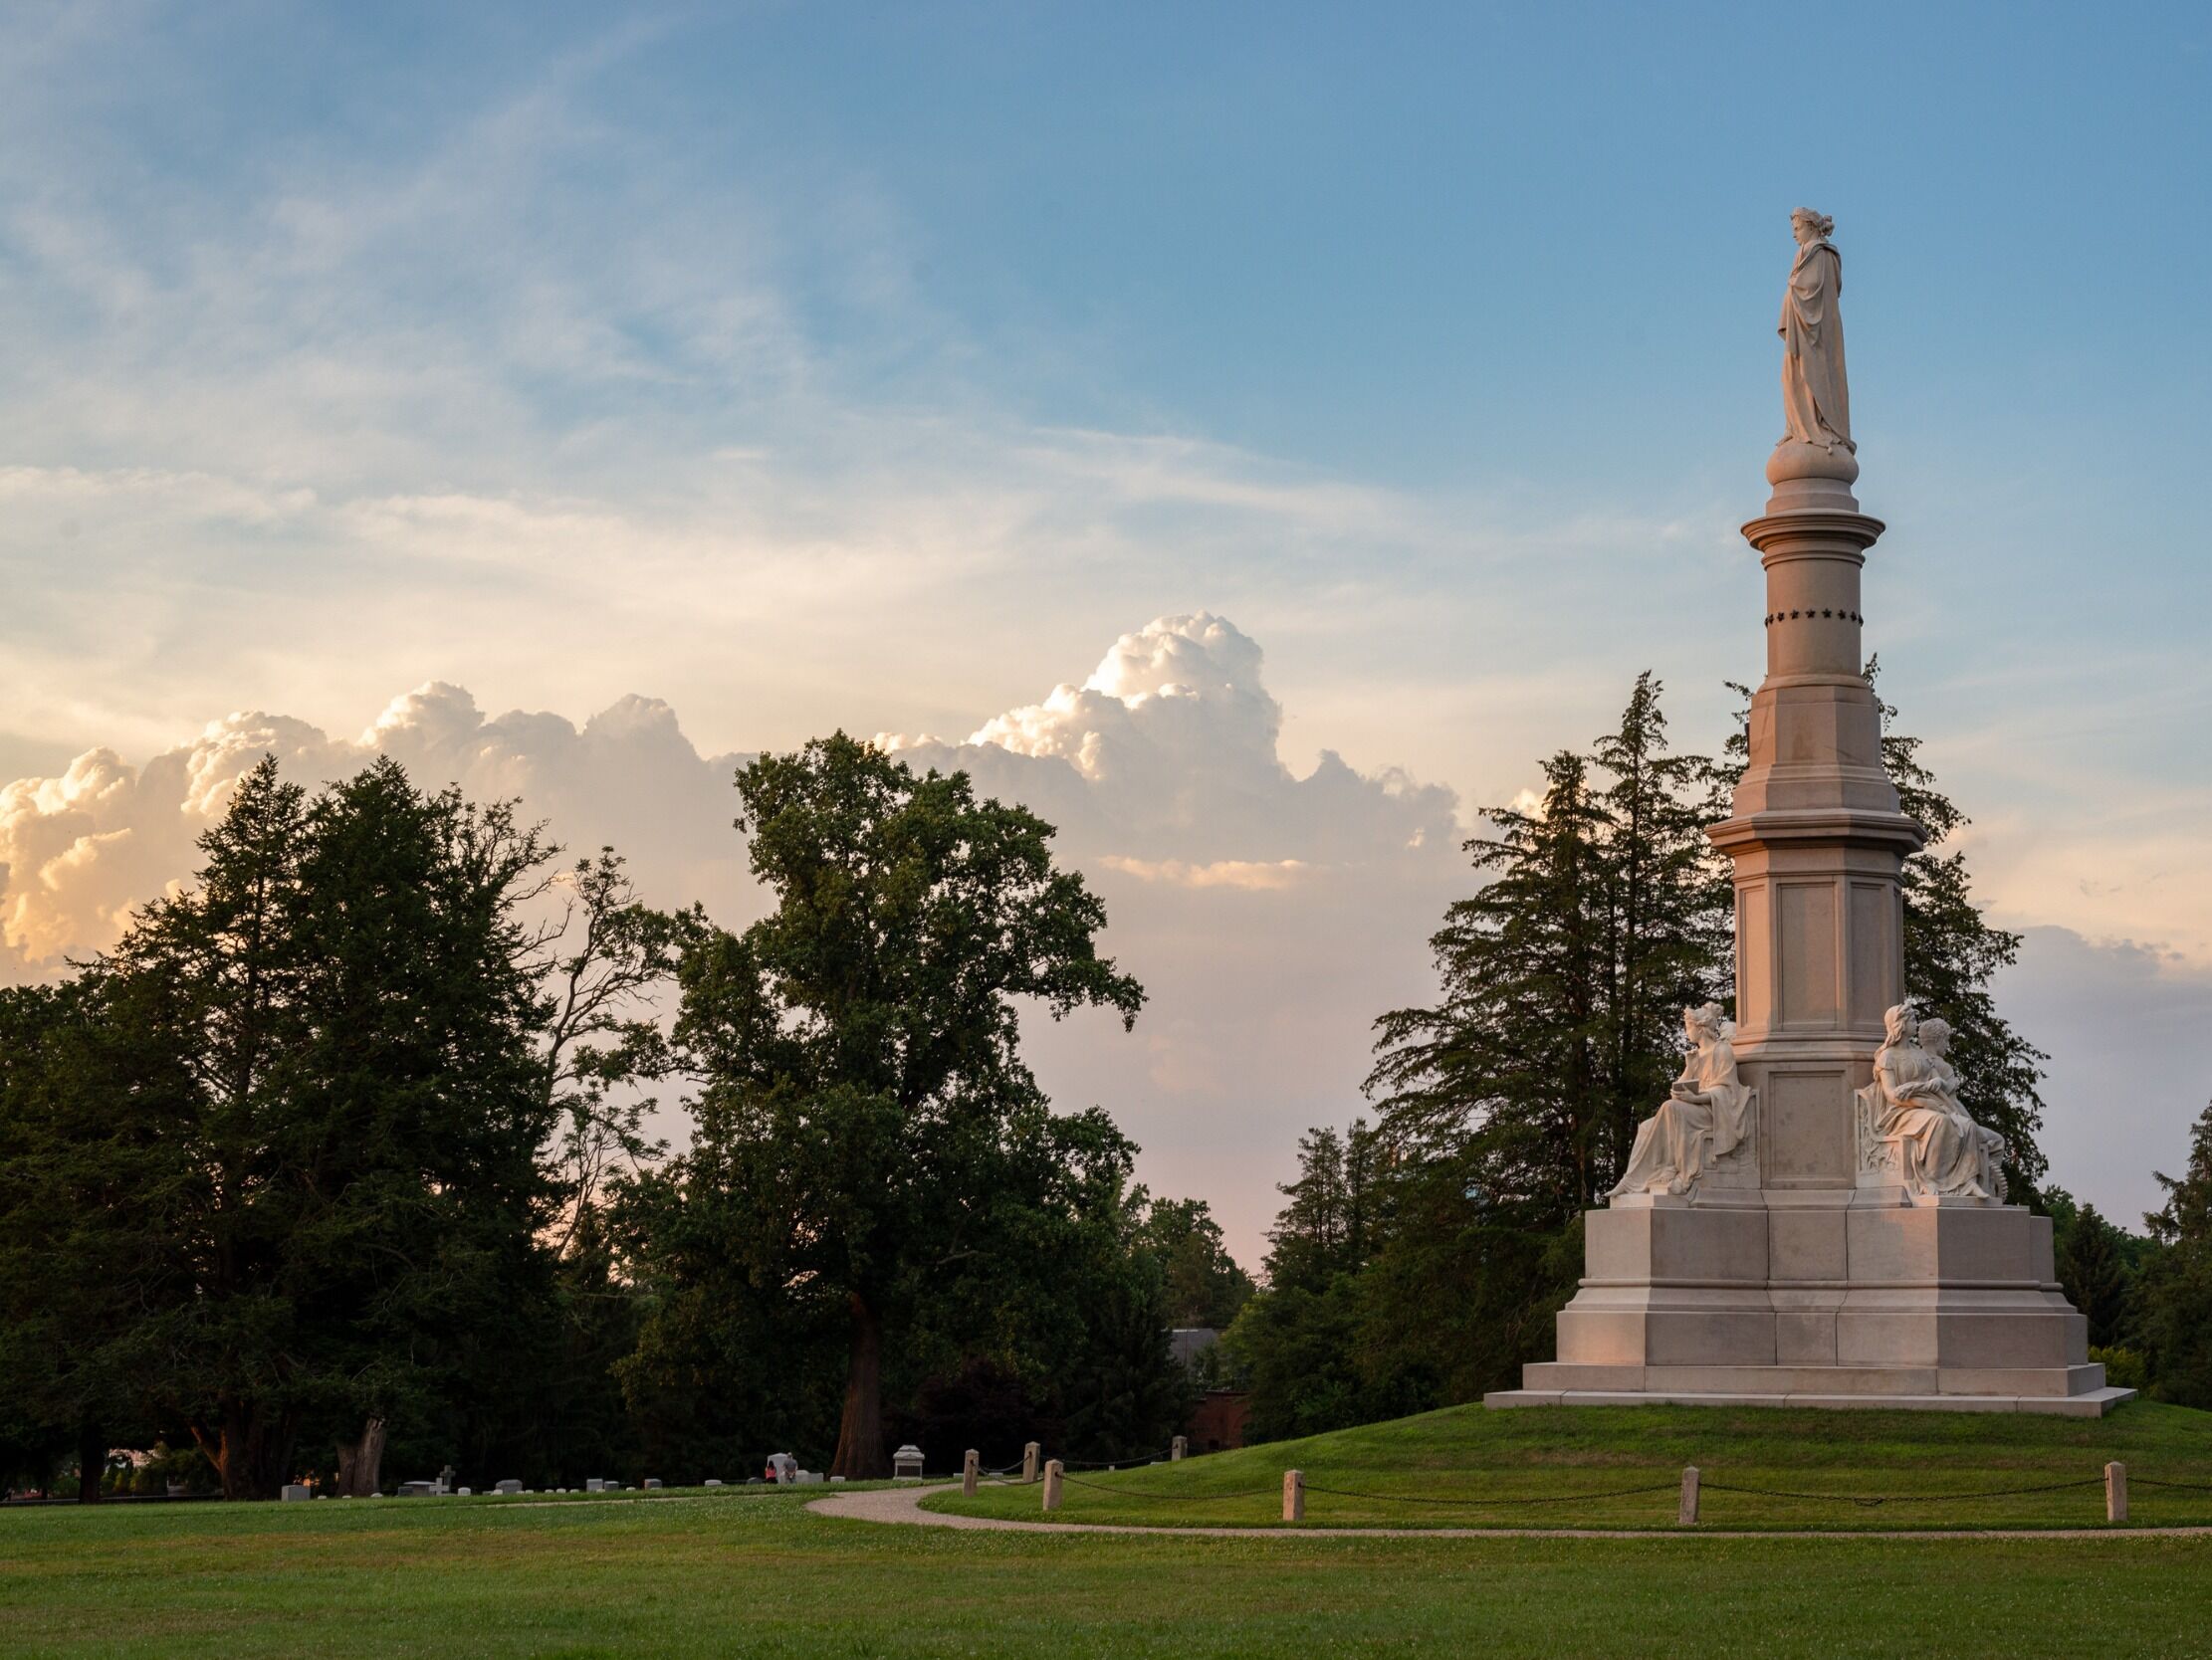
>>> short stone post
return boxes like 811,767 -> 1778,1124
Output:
1172,1435 -> 1188,1462
1041,1460 -> 1064,1513
1282,1469 -> 1305,1523
2105,1461 -> 2127,1524
1678,1466 -> 1700,1527
1022,1441 -> 1039,1483
962,1449 -> 980,1498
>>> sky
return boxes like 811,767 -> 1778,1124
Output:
2,1 -> 2209,1266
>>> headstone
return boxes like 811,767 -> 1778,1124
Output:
644,1479 -> 662,1490
585,1479 -> 607,1492
829,1476 -> 845,1484
496,1479 -> 523,1495
892,1443 -> 926,1480
281,1484 -> 311,1502
457,1487 -> 472,1497
704,1479 -> 723,1488
797,1471 -> 822,1485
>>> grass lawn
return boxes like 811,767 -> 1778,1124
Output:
934,1399 -> 2212,1532
0,1405 -> 2208,1659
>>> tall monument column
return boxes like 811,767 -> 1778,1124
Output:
1486,210 -> 2129,1415
1713,403 -> 1923,1194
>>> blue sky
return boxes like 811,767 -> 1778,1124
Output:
3,1 -> 2208,1256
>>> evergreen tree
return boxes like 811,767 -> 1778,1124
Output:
2138,1099 -> 2212,1406
1262,1120 -> 1388,1293
2053,1199 -> 2133,1349
1137,1196 -> 1255,1330
1369,677 -> 1728,1214
1876,671 -> 2049,1189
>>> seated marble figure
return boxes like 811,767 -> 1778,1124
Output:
1608,1002 -> 1756,1199
1858,1004 -> 2008,1200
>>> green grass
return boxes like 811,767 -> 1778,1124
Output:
4,1405 -> 2212,1658
935,1400 -> 2212,1532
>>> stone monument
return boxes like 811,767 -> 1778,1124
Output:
1486,211 -> 2132,1416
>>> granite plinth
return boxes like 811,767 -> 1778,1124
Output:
1490,1187 -> 2127,1415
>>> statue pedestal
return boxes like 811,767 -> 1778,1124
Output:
1486,1186 -> 2126,1414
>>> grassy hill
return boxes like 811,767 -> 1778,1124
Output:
5,1418 -> 2212,1659
932,1399 -> 2212,1531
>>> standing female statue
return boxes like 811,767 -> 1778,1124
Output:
1608,1003 -> 1756,1198
1779,208 -> 1853,455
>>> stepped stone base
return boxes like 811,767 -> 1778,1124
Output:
1486,1189 -> 2135,1417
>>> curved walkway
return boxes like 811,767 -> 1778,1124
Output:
806,1481 -> 2212,1542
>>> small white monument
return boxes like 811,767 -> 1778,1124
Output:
1486,212 -> 2132,1416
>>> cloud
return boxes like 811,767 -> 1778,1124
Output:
0,615 -> 1466,1263
0,683 -> 753,978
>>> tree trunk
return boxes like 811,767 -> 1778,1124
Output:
334,1416 -> 388,1498
77,1422 -> 105,1503
197,1402 -> 301,1501
829,1292 -> 888,1479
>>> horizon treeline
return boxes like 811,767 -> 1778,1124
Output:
5,680 -> 2207,1499
0,743 -> 1249,1499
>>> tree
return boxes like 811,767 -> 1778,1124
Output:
1262,1120 -> 1389,1293
1138,1196 -> 1254,1330
644,734 -> 1144,1477
1370,677 -> 1729,1216
2138,1099 -> 2212,1406
0,979 -> 175,1501
2051,1196 -> 2133,1349
107,758 -> 565,1496
1874,667 -> 2050,1190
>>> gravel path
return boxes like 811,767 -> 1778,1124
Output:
805,1480 -> 2212,1542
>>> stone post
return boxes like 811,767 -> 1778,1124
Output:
1172,1435 -> 1188,1462
1022,1441 -> 1039,1483
1041,1460 -> 1063,1513
1282,1469 -> 1304,1523
1678,1466 -> 1700,1527
2105,1461 -> 2127,1524
962,1449 -> 979,1498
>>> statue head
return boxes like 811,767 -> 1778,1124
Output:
1918,1016 -> 1953,1058
1682,1002 -> 1727,1043
1791,207 -> 1835,246
1881,1002 -> 1916,1045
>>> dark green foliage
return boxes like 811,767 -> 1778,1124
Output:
1369,675 -> 1730,1216
2046,1191 -> 2138,1349
0,756 -> 679,1497
1137,1196 -> 1255,1331
2138,1100 -> 2212,1408
617,734 -> 1161,1477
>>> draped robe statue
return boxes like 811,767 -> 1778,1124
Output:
1779,209 -> 1853,454
1864,1006 -> 2006,1200
1608,1004 -> 1756,1199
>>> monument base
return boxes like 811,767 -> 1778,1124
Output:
1483,1189 -> 2135,1417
